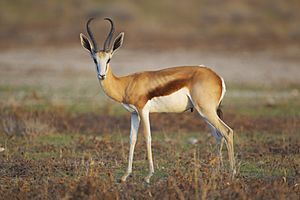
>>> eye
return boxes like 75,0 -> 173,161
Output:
107,58 -> 111,63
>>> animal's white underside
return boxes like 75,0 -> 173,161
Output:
122,87 -> 193,113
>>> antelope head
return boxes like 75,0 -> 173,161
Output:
80,18 -> 124,80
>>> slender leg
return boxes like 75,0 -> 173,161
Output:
212,118 -> 235,174
218,137 -> 224,167
121,112 -> 140,182
218,119 -> 235,175
195,106 -> 235,175
208,123 -> 224,167
139,109 -> 154,183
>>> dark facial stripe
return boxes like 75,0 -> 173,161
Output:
95,63 -> 100,74
146,79 -> 189,100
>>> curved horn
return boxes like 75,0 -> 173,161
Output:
86,18 -> 98,51
103,18 -> 115,51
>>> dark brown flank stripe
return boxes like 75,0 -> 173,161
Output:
146,79 -> 189,100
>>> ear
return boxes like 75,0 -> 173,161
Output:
80,33 -> 92,52
112,32 -> 124,54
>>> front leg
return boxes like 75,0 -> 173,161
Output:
139,109 -> 154,183
121,112 -> 140,182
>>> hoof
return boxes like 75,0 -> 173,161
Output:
232,168 -> 237,177
121,173 -> 131,182
229,167 -> 236,179
144,177 -> 150,184
144,173 -> 153,184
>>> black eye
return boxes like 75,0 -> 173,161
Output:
107,58 -> 111,63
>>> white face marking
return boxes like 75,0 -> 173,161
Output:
92,52 -> 111,80
145,87 -> 193,113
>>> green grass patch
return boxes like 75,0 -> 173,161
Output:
33,134 -> 74,147
0,85 -> 36,93
227,83 -> 300,92
234,104 -> 300,117
239,161 -> 266,178
239,160 -> 294,179
29,151 -> 59,160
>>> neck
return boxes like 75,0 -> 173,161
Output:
99,64 -> 126,102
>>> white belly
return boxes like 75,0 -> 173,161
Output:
146,87 -> 193,113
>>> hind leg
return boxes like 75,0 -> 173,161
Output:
194,105 -> 235,174
207,123 -> 224,167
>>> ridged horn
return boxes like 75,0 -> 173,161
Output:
86,18 -> 98,51
103,18 -> 115,51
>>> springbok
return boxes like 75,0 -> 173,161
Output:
80,18 -> 235,183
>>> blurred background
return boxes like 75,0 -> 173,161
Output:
1,0 -> 300,51
0,0 -> 299,111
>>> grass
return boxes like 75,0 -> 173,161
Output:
239,160 -> 293,179
0,123 -> 299,198
0,71 -> 299,199
34,134 -> 74,147
2,78 -> 299,118
232,104 -> 300,117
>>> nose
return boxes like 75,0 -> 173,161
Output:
98,74 -> 106,80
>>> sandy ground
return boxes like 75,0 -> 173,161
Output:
0,47 -> 299,87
